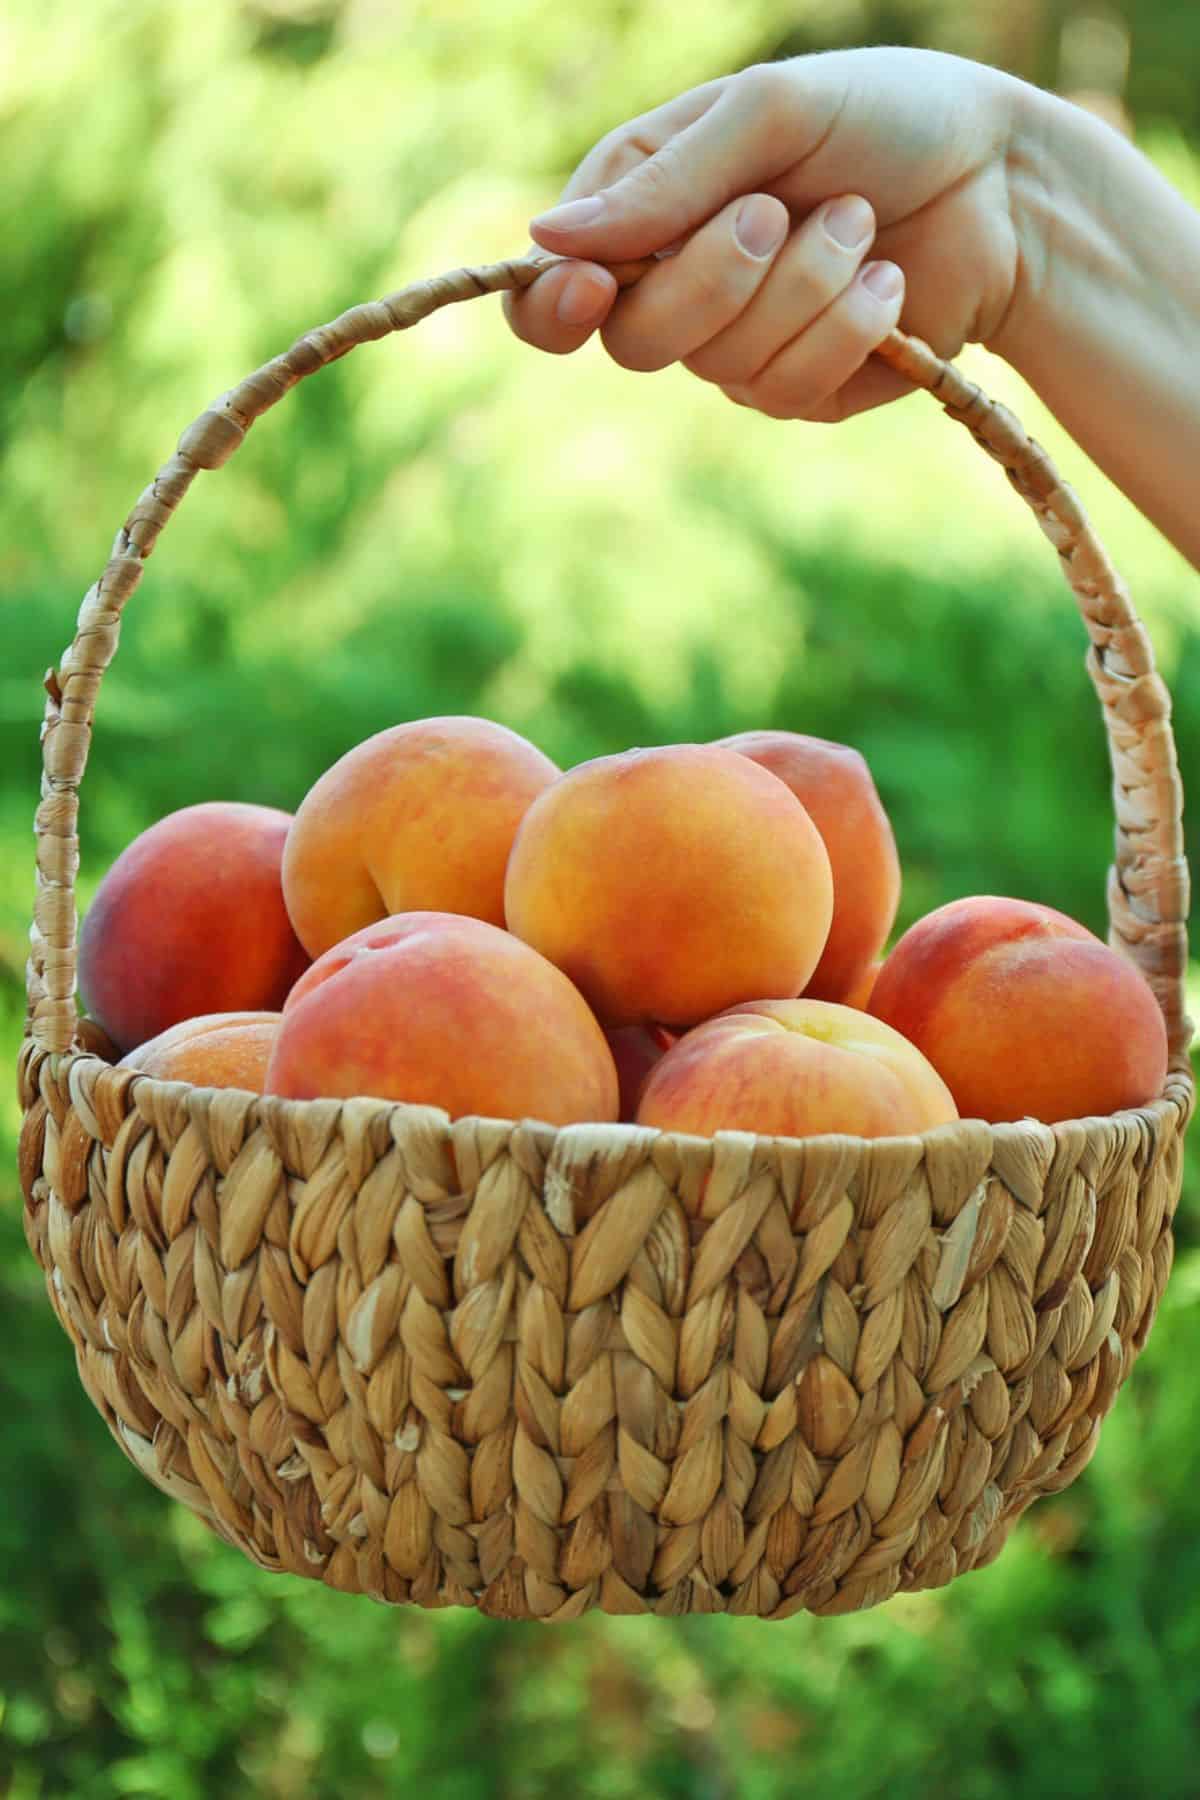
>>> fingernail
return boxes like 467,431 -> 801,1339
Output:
735,195 -> 788,260
532,194 -> 606,233
556,270 -> 610,327
861,260 -> 904,301
823,196 -> 874,251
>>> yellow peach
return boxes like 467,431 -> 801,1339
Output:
868,896 -> 1168,1123
716,730 -> 900,1003
266,911 -> 618,1125
79,803 -> 308,1055
283,715 -> 559,958
504,744 -> 833,1027
119,1011 -> 281,1091
636,998 -> 958,1139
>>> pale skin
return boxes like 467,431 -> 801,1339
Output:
505,48 -> 1200,569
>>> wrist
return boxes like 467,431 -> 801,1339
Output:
984,79 -> 1200,564
988,79 -> 1187,371
986,80 -> 1088,368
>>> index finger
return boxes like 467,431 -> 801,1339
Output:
528,65 -> 819,262
504,79 -> 729,350
555,75 -> 734,207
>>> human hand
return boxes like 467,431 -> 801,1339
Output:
504,48 -> 1021,422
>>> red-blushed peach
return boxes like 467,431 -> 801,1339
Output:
868,895 -> 1169,1123
605,1024 -> 676,1121
635,999 -> 958,1139
282,715 -> 559,958
79,803 -> 309,1056
266,911 -> 618,1124
118,1012 -> 281,1091
503,744 -> 834,1028
842,959 -> 884,1012
715,730 -> 900,1003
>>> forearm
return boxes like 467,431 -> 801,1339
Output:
992,81 -> 1200,569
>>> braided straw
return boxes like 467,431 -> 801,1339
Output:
18,251 -> 1193,1618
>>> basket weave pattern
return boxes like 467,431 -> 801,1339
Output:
18,254 -> 1194,1619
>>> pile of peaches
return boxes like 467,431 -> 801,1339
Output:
78,716 -> 1169,1137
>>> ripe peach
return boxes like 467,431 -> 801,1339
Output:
636,999 -> 958,1139
605,1024 -> 676,1121
266,912 -> 619,1124
842,959 -> 884,1012
119,1012 -> 280,1091
282,715 -> 559,958
78,803 -> 309,1056
868,896 -> 1169,1123
716,730 -> 900,1003
504,744 -> 834,1028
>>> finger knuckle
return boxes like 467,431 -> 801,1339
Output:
574,125 -> 645,193
788,255 -> 857,324
628,143 -> 689,231
681,346 -> 723,382
756,365 -> 830,419
755,392 -> 797,422
731,62 -> 789,131
689,260 -> 744,316
806,393 -> 849,426
601,325 -> 669,374
592,121 -> 632,164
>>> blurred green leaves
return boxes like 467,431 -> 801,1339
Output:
3,2 -> 1200,1796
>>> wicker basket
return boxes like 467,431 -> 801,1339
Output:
18,252 -> 1194,1621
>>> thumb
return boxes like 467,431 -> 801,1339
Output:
529,73 -> 796,262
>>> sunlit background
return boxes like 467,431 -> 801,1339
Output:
3,1 -> 1199,1795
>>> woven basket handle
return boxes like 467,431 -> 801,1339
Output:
27,250 -> 1191,1066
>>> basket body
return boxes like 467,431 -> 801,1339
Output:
19,1040 -> 1191,1619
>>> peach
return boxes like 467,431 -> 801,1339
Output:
78,803 -> 309,1055
504,744 -> 834,1028
265,911 -> 619,1124
868,896 -> 1169,1123
118,1011 -> 281,1091
282,715 -> 559,958
636,999 -> 958,1139
716,730 -> 900,1003
842,959 -> 884,1012
605,1024 -> 676,1121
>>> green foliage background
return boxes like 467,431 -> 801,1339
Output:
3,2 -> 1200,1794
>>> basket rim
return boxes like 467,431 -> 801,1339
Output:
25,1043 -> 1194,1160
